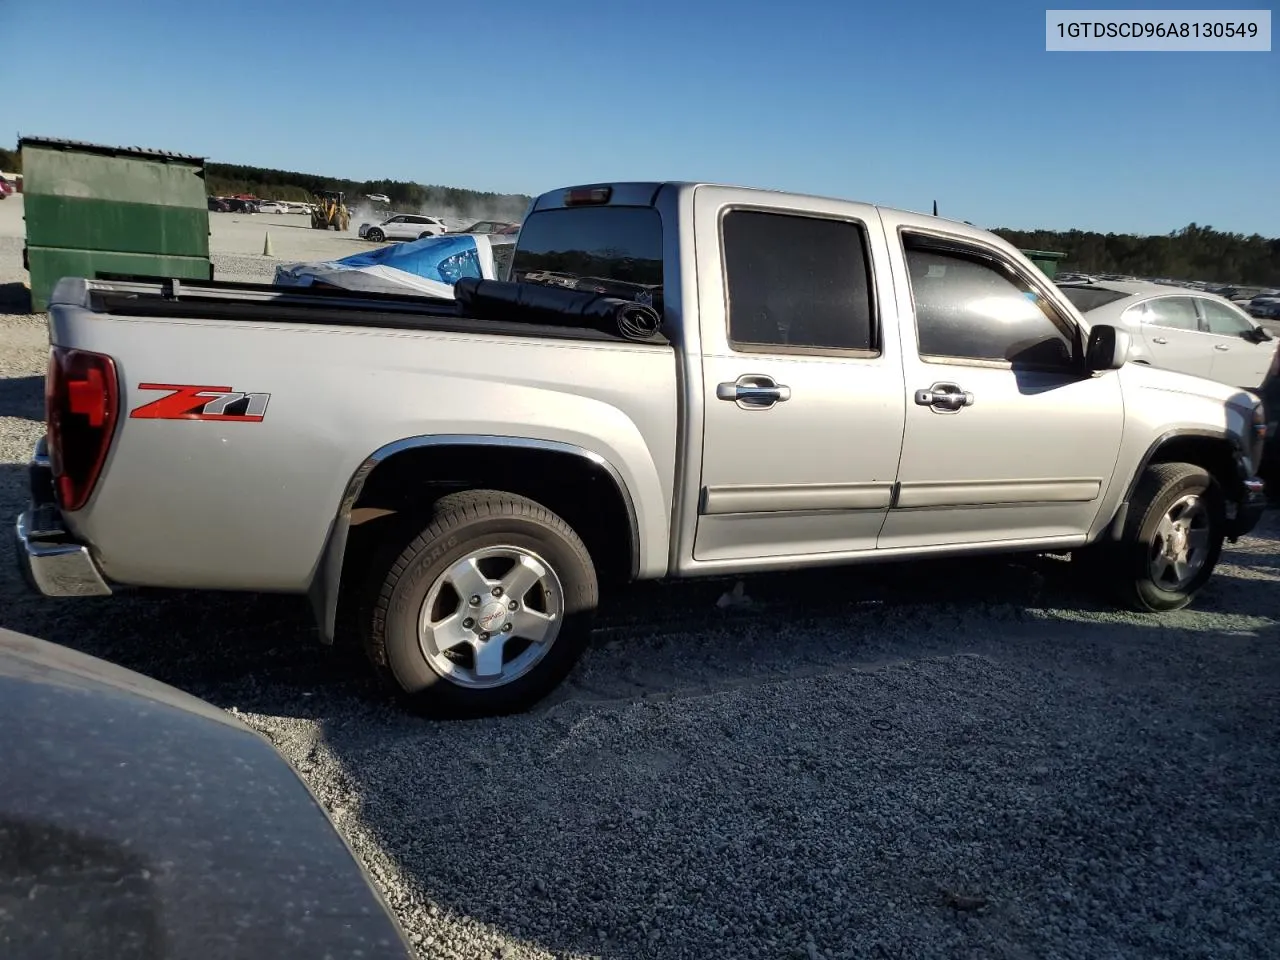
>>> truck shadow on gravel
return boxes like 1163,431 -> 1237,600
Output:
0,377 -> 44,420
0,282 -> 32,317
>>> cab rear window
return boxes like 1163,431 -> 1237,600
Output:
512,206 -> 663,296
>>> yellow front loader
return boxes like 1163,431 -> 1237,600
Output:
310,191 -> 350,231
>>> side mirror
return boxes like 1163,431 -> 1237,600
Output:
1249,325 -> 1274,343
1085,324 -> 1130,372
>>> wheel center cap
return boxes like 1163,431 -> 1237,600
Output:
476,601 -> 507,634
1169,528 -> 1188,557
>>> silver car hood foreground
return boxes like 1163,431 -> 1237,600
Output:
0,628 -> 414,960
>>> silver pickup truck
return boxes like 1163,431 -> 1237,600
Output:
16,181 -> 1269,717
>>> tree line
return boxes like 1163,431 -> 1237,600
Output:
992,222 -> 1280,286
204,162 -> 532,221
2,146 -> 1275,283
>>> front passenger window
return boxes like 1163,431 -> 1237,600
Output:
903,238 -> 1074,368
1199,299 -> 1255,336
1143,297 -> 1199,331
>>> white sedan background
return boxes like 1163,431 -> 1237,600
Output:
1058,280 -> 1279,390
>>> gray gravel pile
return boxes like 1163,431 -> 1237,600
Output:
2,303 -> 1279,959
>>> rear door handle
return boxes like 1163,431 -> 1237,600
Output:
1214,343 -> 1230,351
1151,337 -> 1168,344
717,375 -> 791,409
915,382 -> 974,414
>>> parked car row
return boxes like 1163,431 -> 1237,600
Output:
208,196 -> 314,215
1245,291 -> 1280,321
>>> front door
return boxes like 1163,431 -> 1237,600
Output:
1197,297 -> 1274,389
876,217 -> 1125,549
692,187 -> 907,563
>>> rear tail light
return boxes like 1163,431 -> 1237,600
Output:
46,346 -> 119,511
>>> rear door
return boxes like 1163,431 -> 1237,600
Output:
1197,296 -> 1274,389
876,218 -> 1125,549
692,187 -> 907,562
1133,296 -> 1215,378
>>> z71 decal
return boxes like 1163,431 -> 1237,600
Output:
129,383 -> 271,422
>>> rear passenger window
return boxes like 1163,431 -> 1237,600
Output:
722,210 -> 875,353
1144,297 -> 1201,331
904,237 -> 1075,367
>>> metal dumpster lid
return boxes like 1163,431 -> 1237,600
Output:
17,136 -> 206,164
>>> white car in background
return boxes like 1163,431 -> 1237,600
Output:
1058,279 -> 1279,389
257,201 -> 289,214
358,214 -> 448,243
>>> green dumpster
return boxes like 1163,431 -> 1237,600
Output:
1020,248 -> 1069,280
20,137 -> 213,311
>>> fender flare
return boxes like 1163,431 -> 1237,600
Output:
308,435 -> 641,643
1105,427 -> 1247,540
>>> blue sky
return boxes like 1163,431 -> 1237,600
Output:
2,0 -> 1276,235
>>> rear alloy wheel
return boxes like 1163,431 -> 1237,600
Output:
1110,462 -> 1225,612
366,491 -> 597,718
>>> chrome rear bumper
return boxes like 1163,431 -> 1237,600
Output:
13,438 -> 112,598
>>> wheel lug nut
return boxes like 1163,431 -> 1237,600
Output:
491,587 -> 503,598
478,632 -> 489,641
502,622 -> 512,632
462,618 -> 475,629
469,595 -> 481,606
508,600 -> 518,611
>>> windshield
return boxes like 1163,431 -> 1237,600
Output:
512,206 -> 663,300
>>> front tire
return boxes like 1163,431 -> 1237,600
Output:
1099,462 -> 1225,612
366,491 -> 598,718
366,228 -> 384,242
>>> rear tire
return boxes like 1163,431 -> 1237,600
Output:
366,490 -> 598,719
1082,462 -> 1225,612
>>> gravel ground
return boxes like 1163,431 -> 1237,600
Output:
2,208 -> 1280,958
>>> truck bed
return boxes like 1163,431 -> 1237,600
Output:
44,275 -> 680,593
66,275 -> 672,346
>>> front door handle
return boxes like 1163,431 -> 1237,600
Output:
1214,343 -> 1230,351
717,374 -> 792,409
1151,337 -> 1168,344
915,382 -> 974,414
